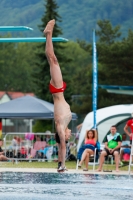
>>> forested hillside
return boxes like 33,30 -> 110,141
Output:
0,0 -> 133,41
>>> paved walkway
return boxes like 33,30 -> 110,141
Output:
0,167 -> 131,175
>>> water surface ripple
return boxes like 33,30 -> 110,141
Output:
0,172 -> 132,200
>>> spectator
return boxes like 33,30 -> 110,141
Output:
10,136 -> 23,157
97,125 -> 122,172
36,131 -> 57,160
11,136 -> 18,157
78,129 -> 97,171
28,135 -> 48,158
44,130 -> 52,143
124,118 -> 133,143
124,118 -> 133,165
12,136 -> 18,146
0,139 -> 14,162
120,133 -> 131,165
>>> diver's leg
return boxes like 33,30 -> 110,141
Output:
57,130 -> 66,169
44,20 -> 63,88
58,143 -> 62,169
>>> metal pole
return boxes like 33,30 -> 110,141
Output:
92,29 -> 98,129
29,119 -> 33,132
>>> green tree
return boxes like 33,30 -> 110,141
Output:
96,19 -> 121,45
12,42 -> 36,92
96,20 -> 133,108
71,20 -> 133,117
68,40 -> 93,121
0,35 -> 36,92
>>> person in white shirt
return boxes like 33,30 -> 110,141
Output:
11,136 -> 19,157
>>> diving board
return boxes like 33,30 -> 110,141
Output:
0,26 -> 33,31
99,85 -> 133,95
0,37 -> 68,43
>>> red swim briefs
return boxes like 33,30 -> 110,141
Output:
49,82 -> 66,94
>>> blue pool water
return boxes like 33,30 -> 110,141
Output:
0,172 -> 133,200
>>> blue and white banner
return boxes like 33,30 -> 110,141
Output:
92,30 -> 98,129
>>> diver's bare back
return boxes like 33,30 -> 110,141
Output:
53,93 -> 72,129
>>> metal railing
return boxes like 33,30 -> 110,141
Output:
3,132 -> 58,162
3,132 -> 74,162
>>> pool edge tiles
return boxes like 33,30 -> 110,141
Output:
0,168 -> 131,175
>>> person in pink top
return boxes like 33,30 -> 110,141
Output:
78,129 -> 97,171
124,118 -> 133,142
29,135 -> 48,158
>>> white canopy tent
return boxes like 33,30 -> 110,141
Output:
77,104 -> 133,151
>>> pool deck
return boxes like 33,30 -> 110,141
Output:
0,168 -> 132,175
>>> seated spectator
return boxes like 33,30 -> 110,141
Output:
48,135 -> 58,159
38,133 -> 57,160
12,136 -> 18,146
11,136 -> 18,157
78,129 -> 97,171
47,136 -> 56,146
36,131 -> 58,160
44,131 -> 53,143
38,146 -> 53,160
120,133 -> 131,165
0,139 -> 14,162
97,125 -> 122,172
10,136 -> 24,157
28,135 -> 48,158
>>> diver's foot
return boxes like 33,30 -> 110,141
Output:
57,166 -> 68,173
116,169 -> 119,172
44,19 -> 55,35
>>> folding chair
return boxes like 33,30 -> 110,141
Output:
76,142 -> 100,171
